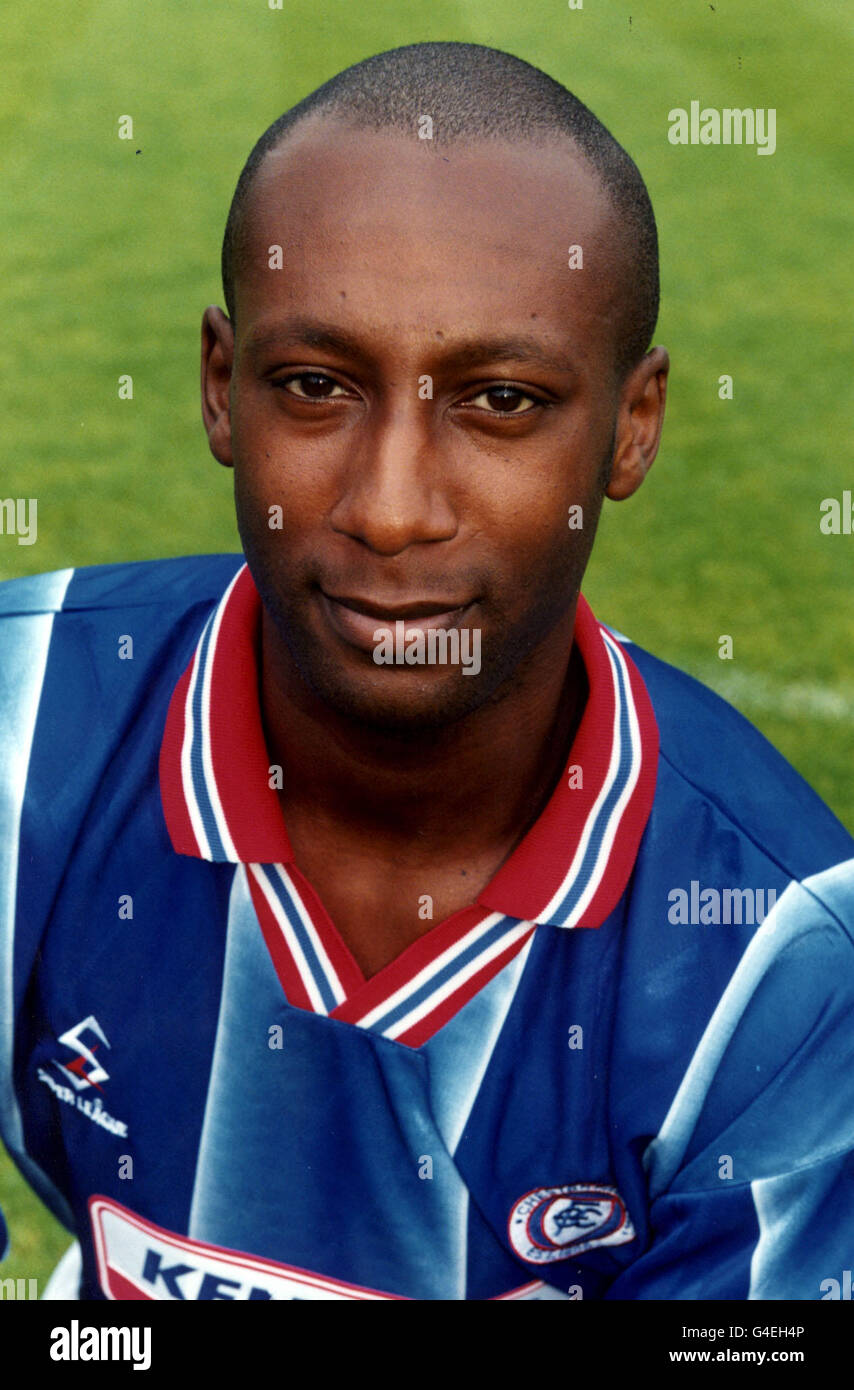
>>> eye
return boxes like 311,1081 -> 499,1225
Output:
275,373 -> 348,399
467,385 -> 539,414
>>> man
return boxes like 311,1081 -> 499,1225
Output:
1,42 -> 852,1302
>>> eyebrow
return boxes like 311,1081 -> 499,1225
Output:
244,318 -> 576,375
245,320 -> 364,360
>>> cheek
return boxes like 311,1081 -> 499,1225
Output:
231,427 -> 330,542
485,461 -> 603,568
517,518 -> 594,595
495,476 -> 607,622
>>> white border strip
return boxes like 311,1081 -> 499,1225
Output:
269,863 -> 348,1006
374,920 -> 532,1040
249,864 -> 342,1013
196,569 -> 243,861
355,910 -> 506,1031
540,629 -> 641,925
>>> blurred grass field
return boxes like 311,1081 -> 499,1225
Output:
1,0 -> 852,1290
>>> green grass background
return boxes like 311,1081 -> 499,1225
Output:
1,0 -> 852,1290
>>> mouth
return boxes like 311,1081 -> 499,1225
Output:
319,590 -> 475,654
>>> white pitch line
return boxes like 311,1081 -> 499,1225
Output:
694,666 -> 854,723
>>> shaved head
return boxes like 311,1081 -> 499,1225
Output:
220,41 -> 659,379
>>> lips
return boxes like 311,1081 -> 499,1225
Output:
320,590 -> 474,654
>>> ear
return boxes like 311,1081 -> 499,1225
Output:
605,346 -> 669,501
201,307 -> 235,468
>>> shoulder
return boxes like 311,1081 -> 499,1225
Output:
0,556 -> 245,1008
613,630 -> 854,878
0,553 -> 245,828
0,555 -> 244,699
646,858 -> 854,1198
0,553 -> 244,621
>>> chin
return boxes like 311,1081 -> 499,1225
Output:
299,661 -> 493,734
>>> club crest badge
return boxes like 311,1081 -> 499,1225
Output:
509,1184 -> 636,1264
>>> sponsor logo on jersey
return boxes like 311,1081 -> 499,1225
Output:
90,1197 -> 406,1301
508,1184 -> 636,1264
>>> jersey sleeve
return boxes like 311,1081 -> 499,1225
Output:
0,571 -> 78,1255
606,861 -> 854,1300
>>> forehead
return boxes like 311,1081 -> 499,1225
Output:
235,119 -> 623,364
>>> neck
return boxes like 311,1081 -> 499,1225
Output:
260,605 -> 587,863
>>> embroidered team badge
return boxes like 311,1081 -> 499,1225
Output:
509,1184 -> 636,1264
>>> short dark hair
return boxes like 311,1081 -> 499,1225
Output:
221,41 -> 659,376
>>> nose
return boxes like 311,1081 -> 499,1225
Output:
328,396 -> 459,556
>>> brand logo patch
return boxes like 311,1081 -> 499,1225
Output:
37,1015 -> 129,1136
54,1015 -> 110,1091
509,1184 -> 636,1264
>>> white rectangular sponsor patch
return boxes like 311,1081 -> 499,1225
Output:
89,1196 -> 402,1300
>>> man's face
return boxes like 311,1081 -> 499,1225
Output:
209,120 -> 646,730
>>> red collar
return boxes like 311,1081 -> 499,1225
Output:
159,564 -> 658,929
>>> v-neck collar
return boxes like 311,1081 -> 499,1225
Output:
159,563 -> 658,1045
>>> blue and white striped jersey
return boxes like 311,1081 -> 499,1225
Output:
1,554 -> 852,1300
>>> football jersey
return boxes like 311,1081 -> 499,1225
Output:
1,554 -> 853,1301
